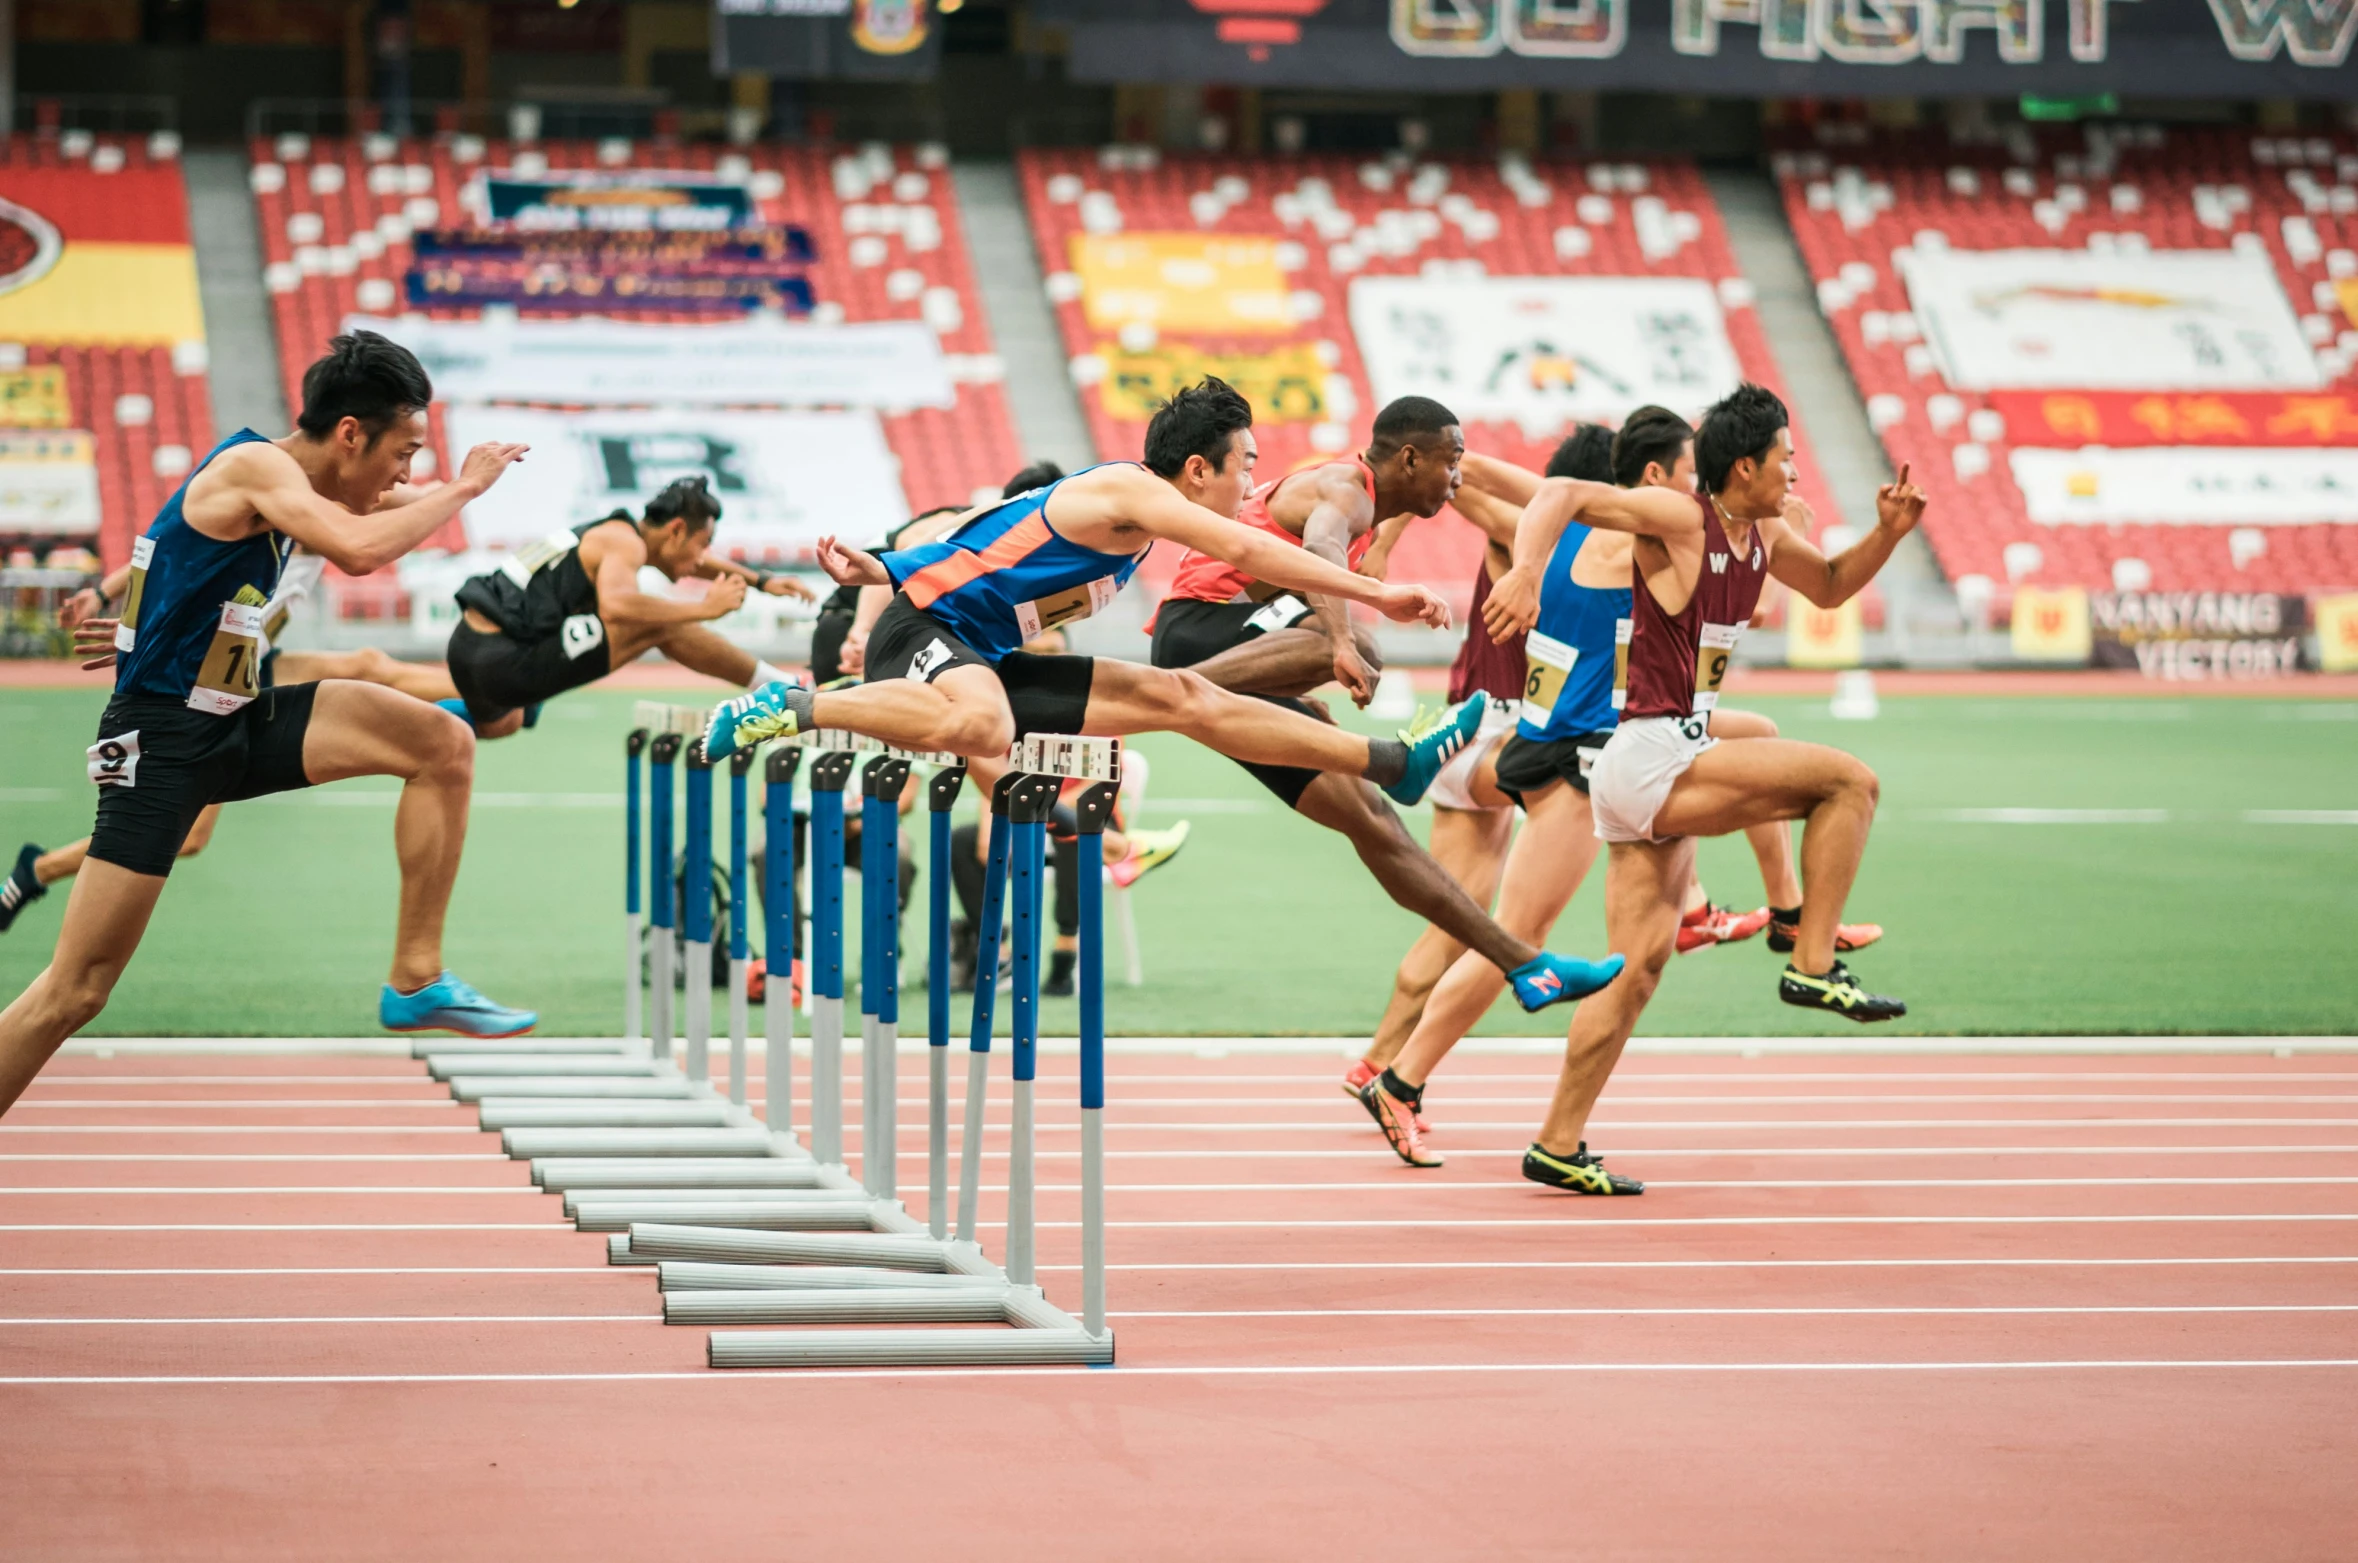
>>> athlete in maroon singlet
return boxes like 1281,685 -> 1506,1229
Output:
1480,384 -> 1926,1194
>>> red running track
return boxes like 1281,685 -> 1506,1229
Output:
1,1048 -> 2352,1560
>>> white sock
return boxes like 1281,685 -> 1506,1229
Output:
750,659 -> 792,690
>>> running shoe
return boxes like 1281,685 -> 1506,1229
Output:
0,843 -> 46,934
1778,960 -> 1905,1023
1108,821 -> 1191,888
1766,913 -> 1883,954
1359,1075 -> 1443,1168
434,697 -> 476,732
1521,1141 -> 1643,1195
704,680 -> 802,764
379,972 -> 538,1038
1675,902 -> 1773,955
1507,949 -> 1624,1011
1380,691 -> 1490,807
1342,1056 -> 1431,1133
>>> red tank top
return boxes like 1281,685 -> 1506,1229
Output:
1448,557 -> 1526,704
1161,456 -> 1377,606
1620,494 -> 1768,722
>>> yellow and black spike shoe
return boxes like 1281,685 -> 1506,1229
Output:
1521,1141 -> 1643,1195
1779,960 -> 1906,1023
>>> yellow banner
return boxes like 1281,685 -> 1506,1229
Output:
2011,585 -> 2093,663
2315,592 -> 2358,673
0,242 -> 205,346
1787,594 -> 1862,668
2336,279 -> 2358,332
1070,233 -> 1292,336
0,365 -> 70,428
1097,342 -> 1327,423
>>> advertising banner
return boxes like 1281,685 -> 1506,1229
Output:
477,172 -> 756,233
1787,594 -> 1863,668
406,266 -> 815,315
2009,584 -> 2092,663
442,405 -> 911,557
2089,590 -> 2307,677
0,168 -> 203,347
0,366 -> 72,429
2009,447 -> 2358,526
1349,274 -> 1743,430
349,313 -> 955,410
713,0 -> 946,80
1990,390 -> 2358,449
2314,592 -> 2358,672
0,430 -> 100,534
1899,248 -> 2321,394
1069,234 -> 1295,336
1097,342 -> 1331,422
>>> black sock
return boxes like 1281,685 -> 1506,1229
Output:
1362,737 -> 1408,787
1377,1067 -> 1423,1107
785,685 -> 816,726
1047,949 -> 1076,986
1770,904 -> 1802,925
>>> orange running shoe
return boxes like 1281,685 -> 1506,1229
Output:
1344,1057 -> 1431,1134
1766,914 -> 1884,954
1359,1075 -> 1443,1168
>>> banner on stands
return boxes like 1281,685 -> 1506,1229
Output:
2089,590 -> 2307,677
443,405 -> 910,556
2315,593 -> 2358,672
1787,594 -> 1863,668
1069,234 -> 1294,336
2010,447 -> 2358,525
1990,390 -> 2358,448
0,366 -> 71,429
1900,248 -> 2321,394
1349,275 -> 1743,431
476,172 -> 756,232
1098,342 -> 1329,422
2009,585 -> 2092,663
713,0 -> 946,81
348,314 -> 954,409
0,430 -> 100,534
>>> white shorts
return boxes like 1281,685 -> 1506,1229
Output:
1426,697 -> 1518,813
1589,714 -> 1717,844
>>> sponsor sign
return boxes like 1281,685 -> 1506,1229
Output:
2009,447 -> 2358,526
0,429 -> 101,534
478,172 -> 756,232
714,0 -> 945,79
1098,342 -> 1329,422
1787,593 -> 1863,668
2314,592 -> 2358,672
1990,390 -> 2358,448
2009,584 -> 2092,662
442,405 -> 911,557
1899,247 -> 2321,394
1069,233 -> 1294,336
0,169 -> 204,347
1349,274 -> 1743,431
0,366 -> 72,429
2089,590 -> 2307,677
349,313 -> 954,410
407,265 -> 815,315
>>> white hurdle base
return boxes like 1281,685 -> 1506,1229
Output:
623,1222 -> 950,1271
428,1053 -> 661,1082
448,1076 -> 694,1103
500,1126 -> 774,1158
710,1325 -> 1114,1369
533,1157 -> 820,1192
565,1197 -> 875,1232
412,1037 -> 638,1060
476,1100 -> 734,1130
668,1287 -> 1011,1325
656,1262 -> 995,1292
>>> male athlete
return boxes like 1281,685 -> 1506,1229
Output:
445,475 -> 810,736
0,330 -> 538,1113
1472,384 -> 1920,1192
709,378 -> 1624,1011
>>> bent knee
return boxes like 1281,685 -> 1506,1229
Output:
1844,756 -> 1880,806
426,709 -> 478,774
948,705 -> 1016,756
1152,668 -> 1223,727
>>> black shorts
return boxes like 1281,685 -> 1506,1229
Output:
864,594 -> 1095,739
808,604 -> 856,685
1148,596 -> 1322,810
86,683 -> 321,876
448,618 -> 611,726
1492,728 -> 1616,808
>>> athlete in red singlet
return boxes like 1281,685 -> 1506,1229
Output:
1481,383 -> 1925,1194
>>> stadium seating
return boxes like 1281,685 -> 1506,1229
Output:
1017,147 -> 1817,611
1776,121 -> 2358,599
0,133 -> 214,569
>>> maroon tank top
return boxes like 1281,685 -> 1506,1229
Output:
1621,494 -> 1768,722
1448,556 -> 1526,704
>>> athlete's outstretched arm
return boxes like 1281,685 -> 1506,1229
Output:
229,441 -> 527,575
593,528 -> 744,627
1448,485 -> 1523,553
1457,452 -> 1544,509
1532,477 -> 1705,541
1297,466 -> 1379,703
1480,478 -> 1577,643
1353,512 -> 1417,581
1762,472 -> 1927,609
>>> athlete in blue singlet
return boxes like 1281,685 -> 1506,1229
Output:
0,332 -> 537,1116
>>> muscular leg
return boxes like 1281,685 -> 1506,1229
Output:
1187,622 -> 1382,701
1707,709 -> 1802,907
1291,774 -> 1536,974
810,664 -> 1018,757
1366,801 -> 1513,1068
273,649 -> 458,705
1392,779 -> 1602,1087
0,860 -> 168,1112
605,620 -> 758,688
1534,837 -> 1689,1156
31,802 -> 223,888
299,680 -> 479,991
1079,661 -> 1404,782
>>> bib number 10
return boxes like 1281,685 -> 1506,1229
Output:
188,602 -> 265,716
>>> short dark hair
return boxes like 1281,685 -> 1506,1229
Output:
644,475 -> 721,531
1002,461 -> 1065,498
1694,383 -> 1788,494
296,330 -> 433,439
1368,395 -> 1460,460
1611,406 -> 1695,489
1544,424 -> 1614,483
1143,378 -> 1253,479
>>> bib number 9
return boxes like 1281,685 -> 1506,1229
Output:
1692,622 -> 1741,712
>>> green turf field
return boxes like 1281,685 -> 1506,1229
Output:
2,683 -> 2353,1036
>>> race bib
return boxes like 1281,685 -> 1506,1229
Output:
1520,629 -> 1577,727
114,536 -> 155,655
87,730 -> 141,788
561,612 -> 606,660
1693,622 -> 1741,712
1244,595 -> 1312,635
1013,575 -> 1120,641
500,529 -> 580,589
1609,617 -> 1632,712
187,600 -> 265,716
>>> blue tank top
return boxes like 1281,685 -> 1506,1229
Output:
1516,518 -> 1634,742
114,429 -> 289,710
881,464 -> 1148,664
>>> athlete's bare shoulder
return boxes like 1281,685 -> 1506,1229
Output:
1042,460 -> 1155,548
179,439 -> 306,540
576,515 -> 645,570
1265,459 -> 1371,533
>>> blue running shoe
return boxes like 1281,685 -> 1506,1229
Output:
704,680 -> 802,763
435,697 -> 476,732
0,843 -> 47,934
1381,691 -> 1491,807
1508,949 -> 1625,1012
379,971 -> 537,1038
521,702 -> 543,729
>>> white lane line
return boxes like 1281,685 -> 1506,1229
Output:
1115,1304 -> 2358,1320
11,1101 -> 465,1109
13,1257 -> 2354,1278
1928,808 -> 2172,824
7,1212 -> 2353,1233
0,1315 -> 655,1325
0,1188 -> 543,1196
0,1127 -> 485,1135
2247,810 -> 2358,825
804,1094 -> 2358,1107
58,1071 -> 2357,1086
12,1118 -> 2349,1136
0,1224 -> 569,1232
0,1267 -> 621,1276
4,1176 -> 2356,1195
6,1360 -> 2355,1385
6,1145 -> 2356,1163
0,1154 -> 503,1162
